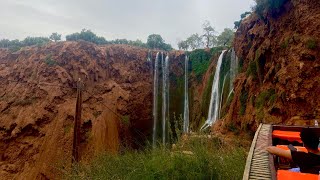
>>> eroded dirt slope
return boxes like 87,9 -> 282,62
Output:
0,42 -> 155,179
222,0 -> 320,132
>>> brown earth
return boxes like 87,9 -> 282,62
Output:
0,41 -> 177,179
220,0 -> 320,132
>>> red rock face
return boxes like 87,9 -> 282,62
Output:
0,42 -> 157,179
223,0 -> 320,132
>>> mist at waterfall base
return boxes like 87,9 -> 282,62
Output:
201,49 -> 239,131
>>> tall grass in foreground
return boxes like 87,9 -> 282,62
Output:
66,137 -> 247,180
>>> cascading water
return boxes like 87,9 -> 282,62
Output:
152,52 -> 160,147
161,53 -> 169,145
183,55 -> 189,133
219,71 -> 229,119
201,50 -> 227,131
226,48 -> 239,101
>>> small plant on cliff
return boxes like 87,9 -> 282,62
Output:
121,115 -> 130,126
255,89 -> 277,109
280,38 -> 289,49
44,55 -> 58,66
306,38 -> 317,50
246,61 -> 258,79
239,88 -> 249,116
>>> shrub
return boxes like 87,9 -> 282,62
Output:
255,89 -> 277,109
280,38 -> 289,49
254,0 -> 288,19
44,55 -> 58,66
121,115 -> 130,126
306,38 -> 317,49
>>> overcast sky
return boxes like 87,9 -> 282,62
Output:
0,0 -> 254,47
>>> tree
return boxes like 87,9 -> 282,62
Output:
66,29 -> 107,45
202,21 -> 217,48
177,40 -> 189,51
49,32 -> 61,42
186,34 -> 203,50
217,28 -> 235,47
234,11 -> 252,29
147,34 -> 164,49
147,34 -> 173,51
22,37 -> 50,46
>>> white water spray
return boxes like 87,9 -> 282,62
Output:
183,55 -> 189,133
201,50 -> 227,131
152,52 -> 160,146
161,53 -> 169,145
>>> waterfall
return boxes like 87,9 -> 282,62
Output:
219,71 -> 229,119
226,48 -> 239,102
161,53 -> 169,145
152,52 -> 160,147
229,48 -> 238,93
183,55 -> 189,133
201,50 -> 227,131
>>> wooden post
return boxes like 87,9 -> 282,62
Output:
72,78 -> 82,163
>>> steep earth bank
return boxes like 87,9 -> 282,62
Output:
0,41 -> 188,179
221,0 -> 320,132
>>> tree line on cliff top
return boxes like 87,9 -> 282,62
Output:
0,30 -> 173,52
0,20 -> 235,52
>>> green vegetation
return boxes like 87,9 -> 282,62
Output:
239,88 -> 248,115
178,21 -> 234,50
49,32 -> 62,42
44,55 -> 58,66
121,115 -> 130,126
189,47 -> 224,80
0,37 -> 50,51
146,34 -> 173,51
217,28 -> 235,47
66,138 -> 247,180
254,89 -> 277,122
280,38 -> 289,49
246,60 -> 258,79
306,38 -> 317,49
253,0 -> 288,19
202,20 -> 217,48
255,89 -> 277,109
234,12 -> 252,29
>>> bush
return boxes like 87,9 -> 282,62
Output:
44,55 -> 58,66
254,0 -> 288,19
306,38 -> 317,49
255,89 -> 277,109
189,47 -> 224,80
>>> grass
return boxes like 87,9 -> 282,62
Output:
65,137 -> 247,180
